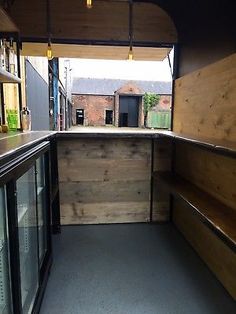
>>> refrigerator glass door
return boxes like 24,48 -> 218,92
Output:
16,167 -> 38,314
36,156 -> 47,264
0,186 -> 13,314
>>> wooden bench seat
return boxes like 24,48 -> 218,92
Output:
153,171 -> 236,250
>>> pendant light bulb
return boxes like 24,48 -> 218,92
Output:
86,0 -> 92,9
128,47 -> 133,61
47,42 -> 53,60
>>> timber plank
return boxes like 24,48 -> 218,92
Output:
58,138 -> 151,159
21,43 -> 171,61
10,0 -> 177,43
157,130 -> 236,157
173,197 -> 236,300
173,54 -> 236,142
154,171 -> 236,248
175,142 -> 236,211
0,6 -> 19,32
59,159 -> 150,182
153,138 -> 172,172
58,138 -> 151,224
59,180 -> 150,204
60,202 -> 150,225
152,138 -> 172,222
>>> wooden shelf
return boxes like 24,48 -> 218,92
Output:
0,6 -> 19,32
0,67 -> 21,83
157,131 -> 236,157
153,171 -> 236,250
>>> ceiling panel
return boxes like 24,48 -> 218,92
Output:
21,43 -> 171,61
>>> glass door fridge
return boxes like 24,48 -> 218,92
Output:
36,155 -> 48,265
16,167 -> 38,314
0,187 -> 12,314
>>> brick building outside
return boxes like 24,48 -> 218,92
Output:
71,78 -> 172,128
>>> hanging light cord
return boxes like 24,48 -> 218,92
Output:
129,0 -> 133,51
46,0 -> 53,59
128,0 -> 134,60
46,0 -> 51,41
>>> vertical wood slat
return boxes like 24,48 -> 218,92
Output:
173,197 -> 236,300
152,137 -> 172,222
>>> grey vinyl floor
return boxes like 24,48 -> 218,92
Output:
40,224 -> 236,314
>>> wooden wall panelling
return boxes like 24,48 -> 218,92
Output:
175,142 -> 236,211
152,137 -> 172,221
9,0 -> 46,37
3,84 -> 18,110
51,0 -> 128,42
133,2 -> 177,43
0,6 -> 19,32
3,82 -> 20,127
3,56 -> 34,128
173,54 -> 236,142
173,197 -> 236,300
10,0 -> 177,43
58,138 -> 152,225
21,43 -> 171,61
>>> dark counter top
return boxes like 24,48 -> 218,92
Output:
58,129 -> 236,157
58,129 -> 162,139
0,129 -> 235,164
0,131 -> 56,163
157,130 -> 236,158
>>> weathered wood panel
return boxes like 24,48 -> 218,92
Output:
152,138 -> 172,221
58,138 -> 151,225
61,202 -> 150,225
10,0 -> 177,43
175,142 -> 236,211
153,138 -> 172,172
60,181 -> 149,204
173,197 -> 236,300
59,159 -> 150,182
3,56 -> 27,127
173,54 -> 236,142
0,6 -> 19,32
21,43 -> 171,61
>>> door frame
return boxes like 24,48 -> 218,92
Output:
117,94 -> 143,127
76,109 -> 85,125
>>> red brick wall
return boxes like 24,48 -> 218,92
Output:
72,92 -> 171,127
116,83 -> 143,95
72,94 -> 114,126
152,95 -> 172,111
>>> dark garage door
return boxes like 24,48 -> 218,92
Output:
119,96 -> 139,127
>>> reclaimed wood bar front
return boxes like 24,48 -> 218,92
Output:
57,130 -> 172,225
58,136 -> 152,224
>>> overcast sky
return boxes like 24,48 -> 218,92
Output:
68,49 -> 174,82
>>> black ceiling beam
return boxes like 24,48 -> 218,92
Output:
20,37 -> 174,48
